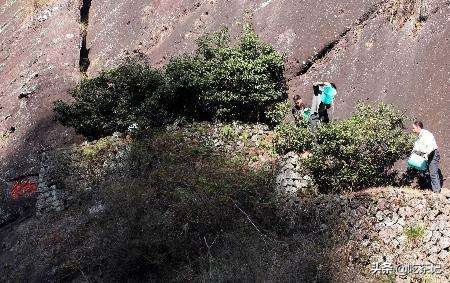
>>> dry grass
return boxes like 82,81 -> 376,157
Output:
33,0 -> 55,9
0,131 -> 10,144
0,129 -> 401,281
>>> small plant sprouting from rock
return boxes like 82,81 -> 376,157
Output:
0,131 -> 10,144
0,127 -> 16,144
380,273 -> 396,283
404,224 -> 426,242
240,130 -> 250,143
33,0 -> 53,9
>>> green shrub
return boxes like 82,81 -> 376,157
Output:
165,26 -> 286,123
273,123 -> 314,154
305,103 -> 413,193
54,59 -> 171,139
55,27 -> 288,139
266,101 -> 291,126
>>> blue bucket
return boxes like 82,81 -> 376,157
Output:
321,85 -> 336,105
407,153 -> 428,171
302,107 -> 311,120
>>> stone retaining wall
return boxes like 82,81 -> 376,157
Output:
0,206 -> 12,227
275,151 -> 316,198
290,187 -> 450,281
36,152 -> 66,215
32,123 -> 277,216
275,151 -> 317,228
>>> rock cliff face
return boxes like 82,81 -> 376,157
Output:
1,0 -> 449,185
0,0 -> 81,184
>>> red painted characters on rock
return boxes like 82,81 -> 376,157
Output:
10,180 -> 38,200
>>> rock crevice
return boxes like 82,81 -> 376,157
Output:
79,0 -> 92,73
296,1 -> 384,76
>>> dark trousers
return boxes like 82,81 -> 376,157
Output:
428,149 -> 441,192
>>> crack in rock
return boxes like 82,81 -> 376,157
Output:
295,0 -> 450,77
296,1 -> 385,77
79,0 -> 92,74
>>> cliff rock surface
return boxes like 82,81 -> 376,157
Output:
1,0 -> 449,185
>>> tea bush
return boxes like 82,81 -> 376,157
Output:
165,26 -> 286,122
305,104 -> 414,193
273,122 -> 314,154
266,101 -> 291,126
55,27 -> 287,139
54,60 -> 172,139
273,103 -> 414,192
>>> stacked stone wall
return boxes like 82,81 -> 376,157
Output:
36,152 -> 66,215
291,187 -> 450,281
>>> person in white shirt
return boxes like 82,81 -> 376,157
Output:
412,121 -> 442,193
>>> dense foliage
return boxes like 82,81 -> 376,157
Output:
54,60 -> 171,139
275,104 -> 414,193
165,26 -> 286,122
53,22 -> 413,195
55,26 -> 286,138
273,122 -> 314,154
266,101 -> 291,126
